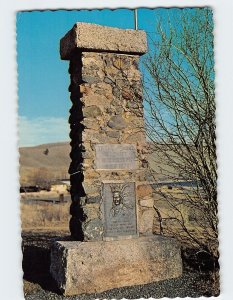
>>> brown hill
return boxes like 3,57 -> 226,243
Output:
19,142 -> 71,185
19,141 -> 174,185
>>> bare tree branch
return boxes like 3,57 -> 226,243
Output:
143,8 -> 217,256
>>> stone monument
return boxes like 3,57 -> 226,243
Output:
50,22 -> 182,296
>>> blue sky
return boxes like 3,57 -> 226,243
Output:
17,8 -> 192,147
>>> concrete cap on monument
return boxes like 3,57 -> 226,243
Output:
60,22 -> 148,60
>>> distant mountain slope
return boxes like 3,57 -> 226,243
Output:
19,141 -> 174,185
19,142 -> 71,185
19,142 -> 71,168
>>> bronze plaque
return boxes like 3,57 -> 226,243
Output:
102,182 -> 137,237
95,144 -> 137,170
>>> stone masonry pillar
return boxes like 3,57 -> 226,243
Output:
50,23 -> 182,296
61,23 -> 154,241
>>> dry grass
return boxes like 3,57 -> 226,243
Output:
152,186 -> 218,254
21,201 -> 70,231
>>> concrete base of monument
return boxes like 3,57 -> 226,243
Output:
50,235 -> 183,296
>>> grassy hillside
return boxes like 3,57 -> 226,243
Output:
19,142 -> 71,185
19,141 -> 176,185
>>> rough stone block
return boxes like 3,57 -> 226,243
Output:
50,235 -> 182,296
139,197 -> 154,208
60,23 -> 147,60
138,209 -> 155,234
107,115 -> 127,130
83,105 -> 102,118
137,183 -> 153,198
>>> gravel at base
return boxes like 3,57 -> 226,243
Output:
25,271 -> 211,300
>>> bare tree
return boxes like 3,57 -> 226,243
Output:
143,8 -> 217,256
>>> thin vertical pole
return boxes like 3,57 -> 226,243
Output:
134,9 -> 138,30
